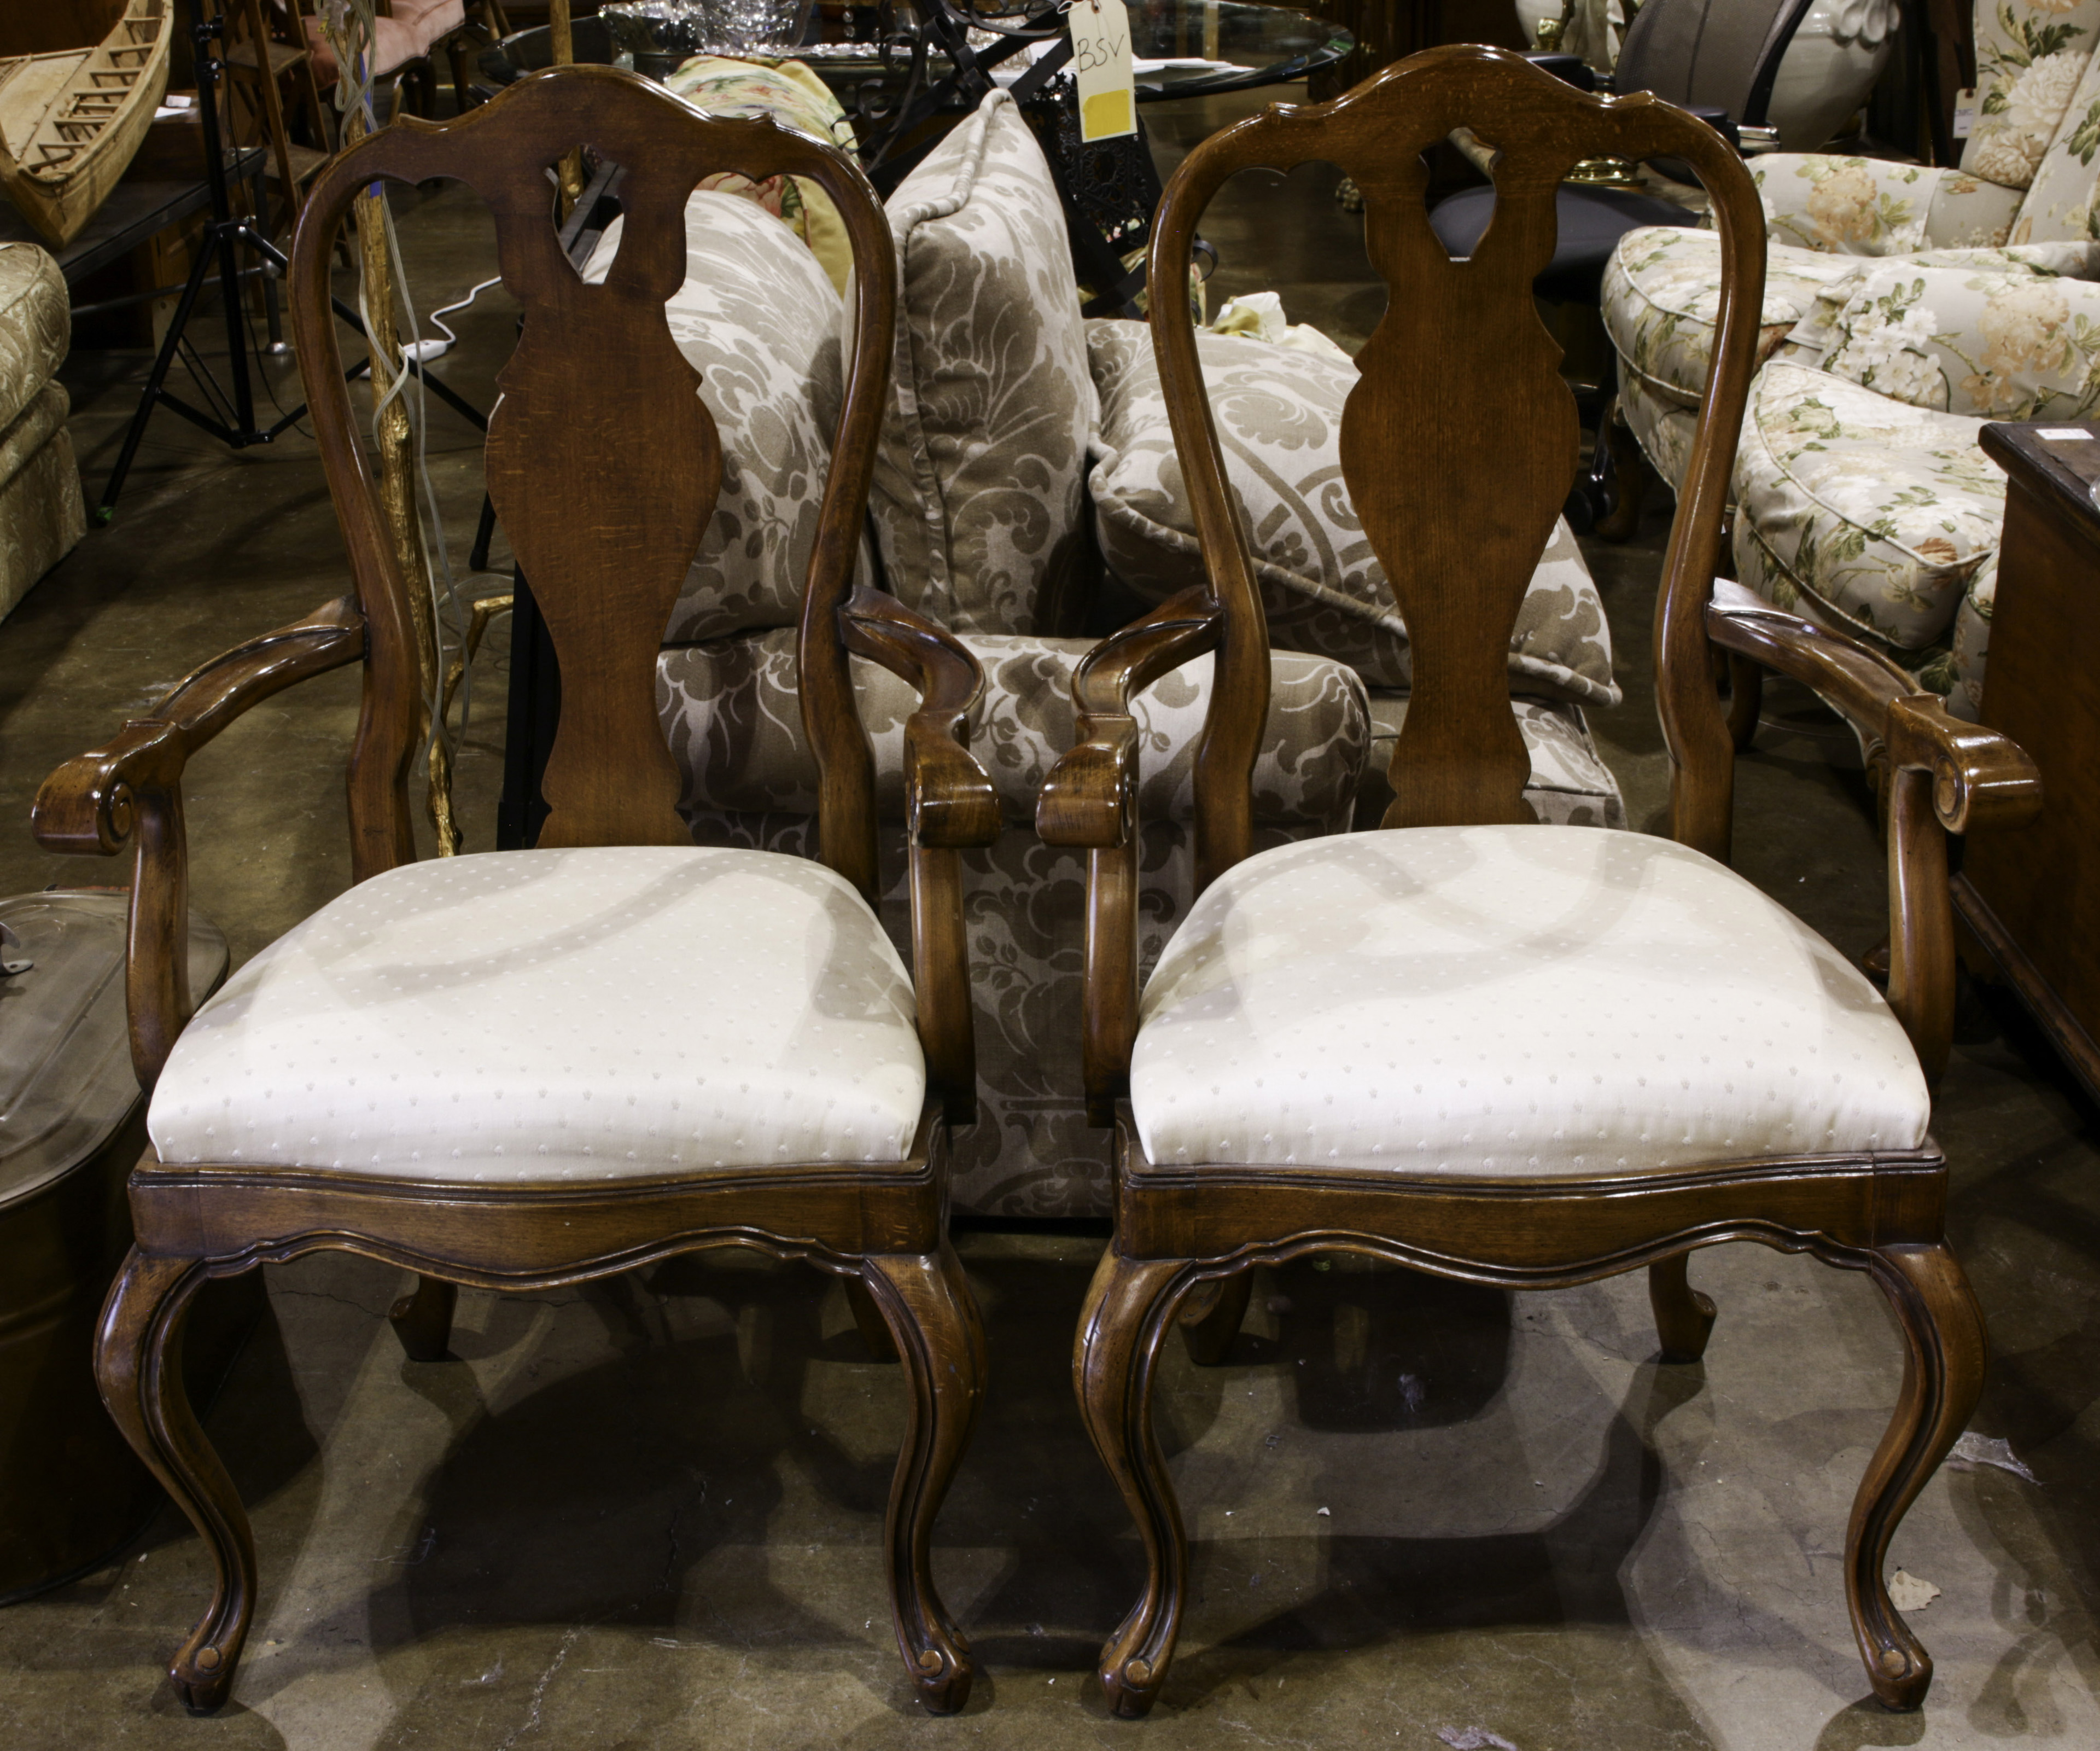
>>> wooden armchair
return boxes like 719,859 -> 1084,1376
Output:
1038,45 -> 2044,1719
33,66 -> 998,1717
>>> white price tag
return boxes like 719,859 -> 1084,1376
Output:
1071,0 -> 1137,143
2037,427 -> 2093,440
1952,86 -> 1975,141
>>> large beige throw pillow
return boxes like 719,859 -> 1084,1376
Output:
583,189 -> 848,645
1086,320 -> 1620,707
872,90 -> 1098,636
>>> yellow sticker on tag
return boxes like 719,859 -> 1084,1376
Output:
1072,0 -> 1137,143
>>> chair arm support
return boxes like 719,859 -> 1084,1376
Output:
838,586 -> 999,1125
30,597 -> 368,1091
1035,589 -> 1222,1125
1036,589 -> 1221,850
840,586 -> 1001,851
1706,591 -> 2042,1085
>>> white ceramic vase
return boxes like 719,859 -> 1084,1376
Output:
1765,0 -> 1900,152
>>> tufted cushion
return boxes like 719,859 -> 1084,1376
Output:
1964,0 -> 2100,193
149,848 -> 926,1181
1128,827 -> 1929,1175
657,628 -> 1370,830
0,243 -> 68,434
871,90 -> 1097,635
582,190 -> 848,645
1731,359 -> 1999,660
1084,320 -> 1619,707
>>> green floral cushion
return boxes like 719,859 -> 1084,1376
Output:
1084,319 -> 1619,707
1603,225 -> 1863,404
1964,0 -> 2100,192
1951,550 -> 1997,723
1752,155 -> 2023,254
581,190 -> 850,646
2014,34 -> 2100,240
1816,260 -> 2100,417
871,91 -> 1097,636
1731,359 -> 2000,655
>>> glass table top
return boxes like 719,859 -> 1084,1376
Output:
481,3 -> 1352,102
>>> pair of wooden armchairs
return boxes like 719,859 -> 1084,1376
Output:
37,52 -> 2037,1721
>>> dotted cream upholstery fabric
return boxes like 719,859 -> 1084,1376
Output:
149,848 -> 926,1182
1129,828 -> 1930,1177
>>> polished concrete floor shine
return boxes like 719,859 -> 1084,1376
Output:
3,93 -> 2098,1749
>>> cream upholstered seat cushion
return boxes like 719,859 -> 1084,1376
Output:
149,847 -> 926,1182
1129,828 -> 1929,1177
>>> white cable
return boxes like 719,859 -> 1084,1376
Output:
402,275 -> 504,363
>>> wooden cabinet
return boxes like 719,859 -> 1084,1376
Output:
1309,0 -> 1525,95
1959,423 -> 2100,1100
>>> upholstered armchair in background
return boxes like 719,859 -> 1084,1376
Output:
1602,0 -> 2100,718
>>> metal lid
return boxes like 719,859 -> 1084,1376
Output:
0,892 -> 228,1209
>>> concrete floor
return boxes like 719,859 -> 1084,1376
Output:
5,90 -> 2100,1750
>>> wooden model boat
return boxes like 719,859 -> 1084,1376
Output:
0,2 -> 170,249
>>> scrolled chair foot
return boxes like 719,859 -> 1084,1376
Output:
1101,1648 -> 1166,1719
1847,1243 -> 1987,1711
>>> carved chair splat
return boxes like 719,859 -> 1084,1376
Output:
1038,45 -> 2040,1719
36,65 -> 1001,1718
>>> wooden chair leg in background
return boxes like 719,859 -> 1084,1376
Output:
1592,397 -> 1655,544
1075,1249 -> 1191,1720
864,1243 -> 986,1714
1847,1243 -> 1987,1711
95,1250 -> 259,1714
845,1276 -> 900,1362
1648,1253 -> 1717,1363
388,1273 -> 458,1361
1178,1270 -> 1254,1366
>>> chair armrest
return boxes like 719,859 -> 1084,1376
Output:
34,597 -> 367,854
837,586 -> 999,1124
1706,587 -> 2040,1084
838,586 -> 1000,850
1036,588 -> 1222,850
1035,589 -> 1222,1125
31,598 -> 367,1089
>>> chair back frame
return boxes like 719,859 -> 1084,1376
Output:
1144,44 -> 1767,889
1614,0 -> 1818,127
287,64 -> 898,895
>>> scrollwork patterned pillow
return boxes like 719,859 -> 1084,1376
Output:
871,90 -> 1098,636
581,190 -> 847,645
1086,319 -> 1620,707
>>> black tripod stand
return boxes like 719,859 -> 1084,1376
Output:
98,0 -> 486,520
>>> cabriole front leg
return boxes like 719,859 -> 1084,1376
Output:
1847,1243 -> 1987,1710
95,1249 -> 258,1713
866,1243 -> 985,1713
1075,1249 -> 1189,1718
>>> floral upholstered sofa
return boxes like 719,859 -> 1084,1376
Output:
0,242 -> 85,624
1600,0 -> 2100,715
610,85 -> 1634,1215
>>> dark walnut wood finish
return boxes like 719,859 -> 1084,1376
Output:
1036,45 -> 2039,1719
1958,423 -> 2100,1104
33,66 -> 999,1717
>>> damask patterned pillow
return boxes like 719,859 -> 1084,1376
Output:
871,90 -> 1098,637
1964,0 -> 2100,192
581,189 -> 848,645
1086,319 -> 1620,707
